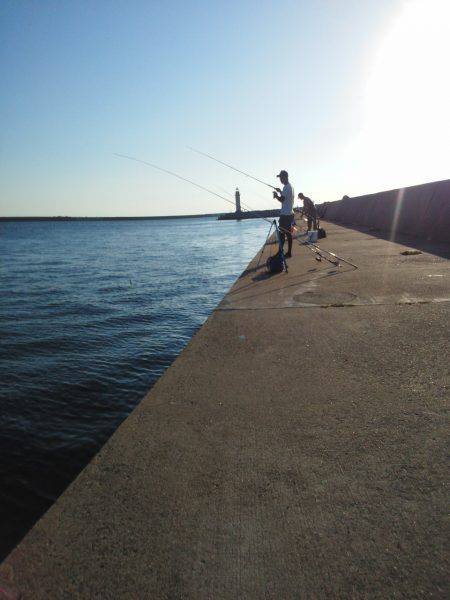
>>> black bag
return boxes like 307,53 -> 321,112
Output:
266,252 -> 284,274
318,227 -> 327,239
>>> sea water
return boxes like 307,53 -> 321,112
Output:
0,216 -> 268,558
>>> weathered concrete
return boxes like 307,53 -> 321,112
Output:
318,178 -> 450,243
1,222 -> 449,599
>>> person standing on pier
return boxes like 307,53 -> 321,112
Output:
298,192 -> 317,231
273,170 -> 295,258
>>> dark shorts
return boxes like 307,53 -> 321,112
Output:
307,206 -> 317,219
307,215 -> 317,230
279,214 -> 294,233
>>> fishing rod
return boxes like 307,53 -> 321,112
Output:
114,153 -> 278,225
307,242 -> 358,269
187,146 -> 277,190
187,145 -> 302,235
302,241 -> 340,266
213,184 -> 235,198
114,153 -> 238,208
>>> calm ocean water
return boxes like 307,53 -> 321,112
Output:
0,216 -> 268,559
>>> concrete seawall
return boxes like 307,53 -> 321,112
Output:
0,218 -> 449,598
318,178 -> 450,243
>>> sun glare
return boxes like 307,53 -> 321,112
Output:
349,0 -> 450,191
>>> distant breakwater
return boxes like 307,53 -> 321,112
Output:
0,214 -> 221,222
218,209 -> 280,221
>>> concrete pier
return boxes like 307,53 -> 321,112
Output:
318,178 -> 450,243
1,221 -> 448,598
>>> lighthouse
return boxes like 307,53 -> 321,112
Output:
235,187 -> 241,214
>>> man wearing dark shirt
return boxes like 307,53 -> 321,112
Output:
298,192 -> 317,231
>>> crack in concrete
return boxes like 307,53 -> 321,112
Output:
216,297 -> 450,311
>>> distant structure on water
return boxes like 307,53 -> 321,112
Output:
235,188 -> 241,215
218,187 -> 280,221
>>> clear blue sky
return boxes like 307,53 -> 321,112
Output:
1,0 -> 449,216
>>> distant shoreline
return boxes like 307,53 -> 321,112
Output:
0,214 -> 222,222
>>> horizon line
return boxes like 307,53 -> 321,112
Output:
0,213 -> 224,221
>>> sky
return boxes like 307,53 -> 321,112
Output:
1,0 -> 449,216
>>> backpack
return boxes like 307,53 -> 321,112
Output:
317,218 -> 326,239
266,252 -> 284,274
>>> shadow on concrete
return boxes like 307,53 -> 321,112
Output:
224,266 -> 349,304
327,222 -> 450,260
236,263 -> 327,293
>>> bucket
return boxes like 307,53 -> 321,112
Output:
307,230 -> 318,243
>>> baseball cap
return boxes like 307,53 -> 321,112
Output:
276,170 -> 288,178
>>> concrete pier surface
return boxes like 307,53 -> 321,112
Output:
1,222 -> 449,599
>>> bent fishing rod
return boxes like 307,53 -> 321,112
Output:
114,153 -> 236,208
186,147 -> 301,236
114,153 -> 278,226
115,152 -> 322,252
187,146 -> 313,236
187,146 -> 277,190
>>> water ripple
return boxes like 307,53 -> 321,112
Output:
0,216 -> 267,559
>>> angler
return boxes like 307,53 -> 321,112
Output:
298,192 -> 318,231
115,151 -> 289,275
186,146 -> 358,272
273,170 -> 295,258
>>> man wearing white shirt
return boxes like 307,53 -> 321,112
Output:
273,169 -> 294,258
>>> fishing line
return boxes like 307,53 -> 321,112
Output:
114,153 -> 237,209
213,184 -> 234,198
187,146 -> 277,190
114,152 -> 275,225
186,146 -> 304,229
